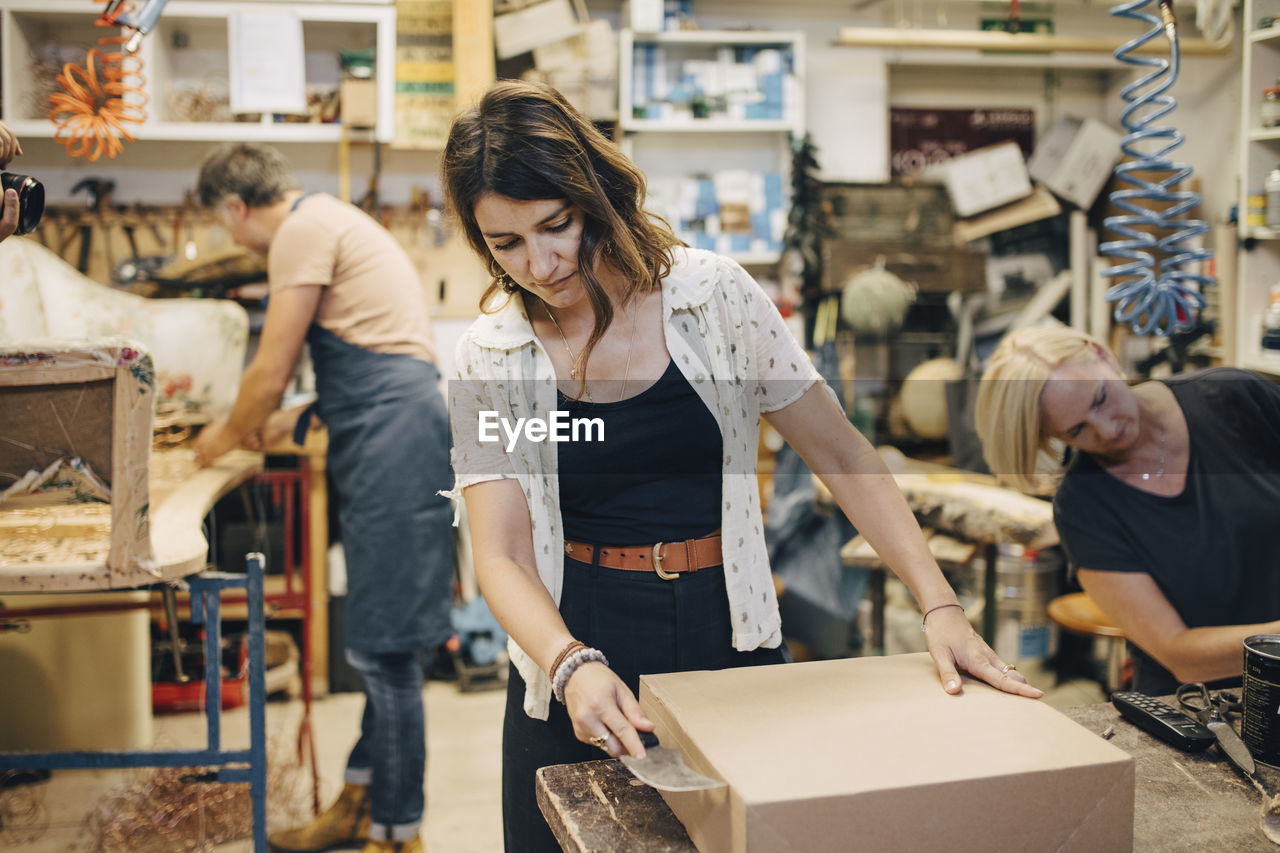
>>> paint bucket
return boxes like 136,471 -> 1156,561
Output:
993,545 -> 1061,664
1242,634 -> 1280,768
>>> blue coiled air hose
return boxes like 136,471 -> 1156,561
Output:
1100,0 -> 1212,336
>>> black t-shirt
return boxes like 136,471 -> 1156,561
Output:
1054,368 -> 1280,690
557,358 -> 723,545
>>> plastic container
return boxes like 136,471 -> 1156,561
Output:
1262,88 -> 1280,128
1263,284 -> 1280,351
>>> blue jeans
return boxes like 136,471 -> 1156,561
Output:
343,648 -> 426,842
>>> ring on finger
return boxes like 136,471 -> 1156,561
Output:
1000,663 -> 1017,675
588,733 -> 610,751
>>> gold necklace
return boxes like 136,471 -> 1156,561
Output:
544,301 -> 639,402
544,304 -> 580,380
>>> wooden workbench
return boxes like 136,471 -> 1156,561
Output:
0,446 -> 262,592
537,699 -> 1280,852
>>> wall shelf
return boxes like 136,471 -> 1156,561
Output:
837,26 -> 1232,57
621,118 -> 798,132
618,28 -> 804,264
0,0 -> 396,143
1236,0 -> 1280,366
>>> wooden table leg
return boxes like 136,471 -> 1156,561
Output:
982,543 -> 998,644
303,454 -> 329,698
869,569 -> 886,656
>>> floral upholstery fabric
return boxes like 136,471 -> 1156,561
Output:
0,236 -> 248,423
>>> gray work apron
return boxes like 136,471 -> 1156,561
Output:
298,322 -> 454,655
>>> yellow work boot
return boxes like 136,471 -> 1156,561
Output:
268,782 -> 371,851
360,838 -> 423,853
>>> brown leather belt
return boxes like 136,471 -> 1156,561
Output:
563,532 -> 722,579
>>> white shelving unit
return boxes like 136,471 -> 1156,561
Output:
0,0 -> 395,144
618,28 -> 804,265
1237,1 -> 1280,374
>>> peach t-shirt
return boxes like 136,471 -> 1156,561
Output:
268,193 -> 436,364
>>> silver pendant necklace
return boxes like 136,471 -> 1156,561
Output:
1141,424 -> 1167,481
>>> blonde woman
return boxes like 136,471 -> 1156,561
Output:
976,325 -> 1280,694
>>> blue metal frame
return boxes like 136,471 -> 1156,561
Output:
0,553 -> 269,852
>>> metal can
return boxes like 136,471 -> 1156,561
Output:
1243,635 -> 1280,767
1250,193 -> 1269,227
1266,168 -> 1280,229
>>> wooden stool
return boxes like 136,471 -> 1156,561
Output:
1047,592 -> 1127,693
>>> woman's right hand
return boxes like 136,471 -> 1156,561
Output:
564,662 -> 655,759
0,121 -> 21,169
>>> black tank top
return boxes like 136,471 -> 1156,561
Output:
557,358 -> 722,545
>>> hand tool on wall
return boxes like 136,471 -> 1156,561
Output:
70,178 -> 115,275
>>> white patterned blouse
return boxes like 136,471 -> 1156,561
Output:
444,247 -> 824,719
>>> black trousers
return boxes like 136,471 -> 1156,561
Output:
502,554 -> 787,853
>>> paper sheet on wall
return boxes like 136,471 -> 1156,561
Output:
808,52 -> 889,183
394,0 -> 455,149
228,12 -> 307,115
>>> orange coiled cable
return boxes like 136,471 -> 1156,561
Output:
49,17 -> 148,161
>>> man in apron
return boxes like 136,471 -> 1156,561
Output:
193,143 -> 453,853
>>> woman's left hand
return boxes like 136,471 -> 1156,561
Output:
923,605 -> 1044,698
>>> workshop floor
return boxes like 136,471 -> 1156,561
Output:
2,655 -> 1102,852
1,680 -> 507,852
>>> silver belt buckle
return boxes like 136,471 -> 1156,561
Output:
652,541 -> 678,580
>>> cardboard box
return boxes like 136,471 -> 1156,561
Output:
938,141 -> 1033,218
638,654 -> 1134,853
952,185 -> 1062,245
493,0 -> 580,60
1028,116 -> 1124,210
341,78 -> 377,129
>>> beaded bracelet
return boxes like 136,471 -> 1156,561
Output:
552,646 -> 609,704
919,602 -> 964,632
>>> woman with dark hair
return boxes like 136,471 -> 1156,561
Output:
441,80 -> 1041,852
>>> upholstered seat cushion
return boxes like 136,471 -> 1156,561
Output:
0,237 -> 248,423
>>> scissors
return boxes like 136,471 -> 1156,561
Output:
1175,682 -> 1256,778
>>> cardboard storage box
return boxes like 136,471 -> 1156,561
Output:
638,653 -> 1133,853
938,141 -> 1034,218
341,78 -> 378,129
1028,116 -> 1124,210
